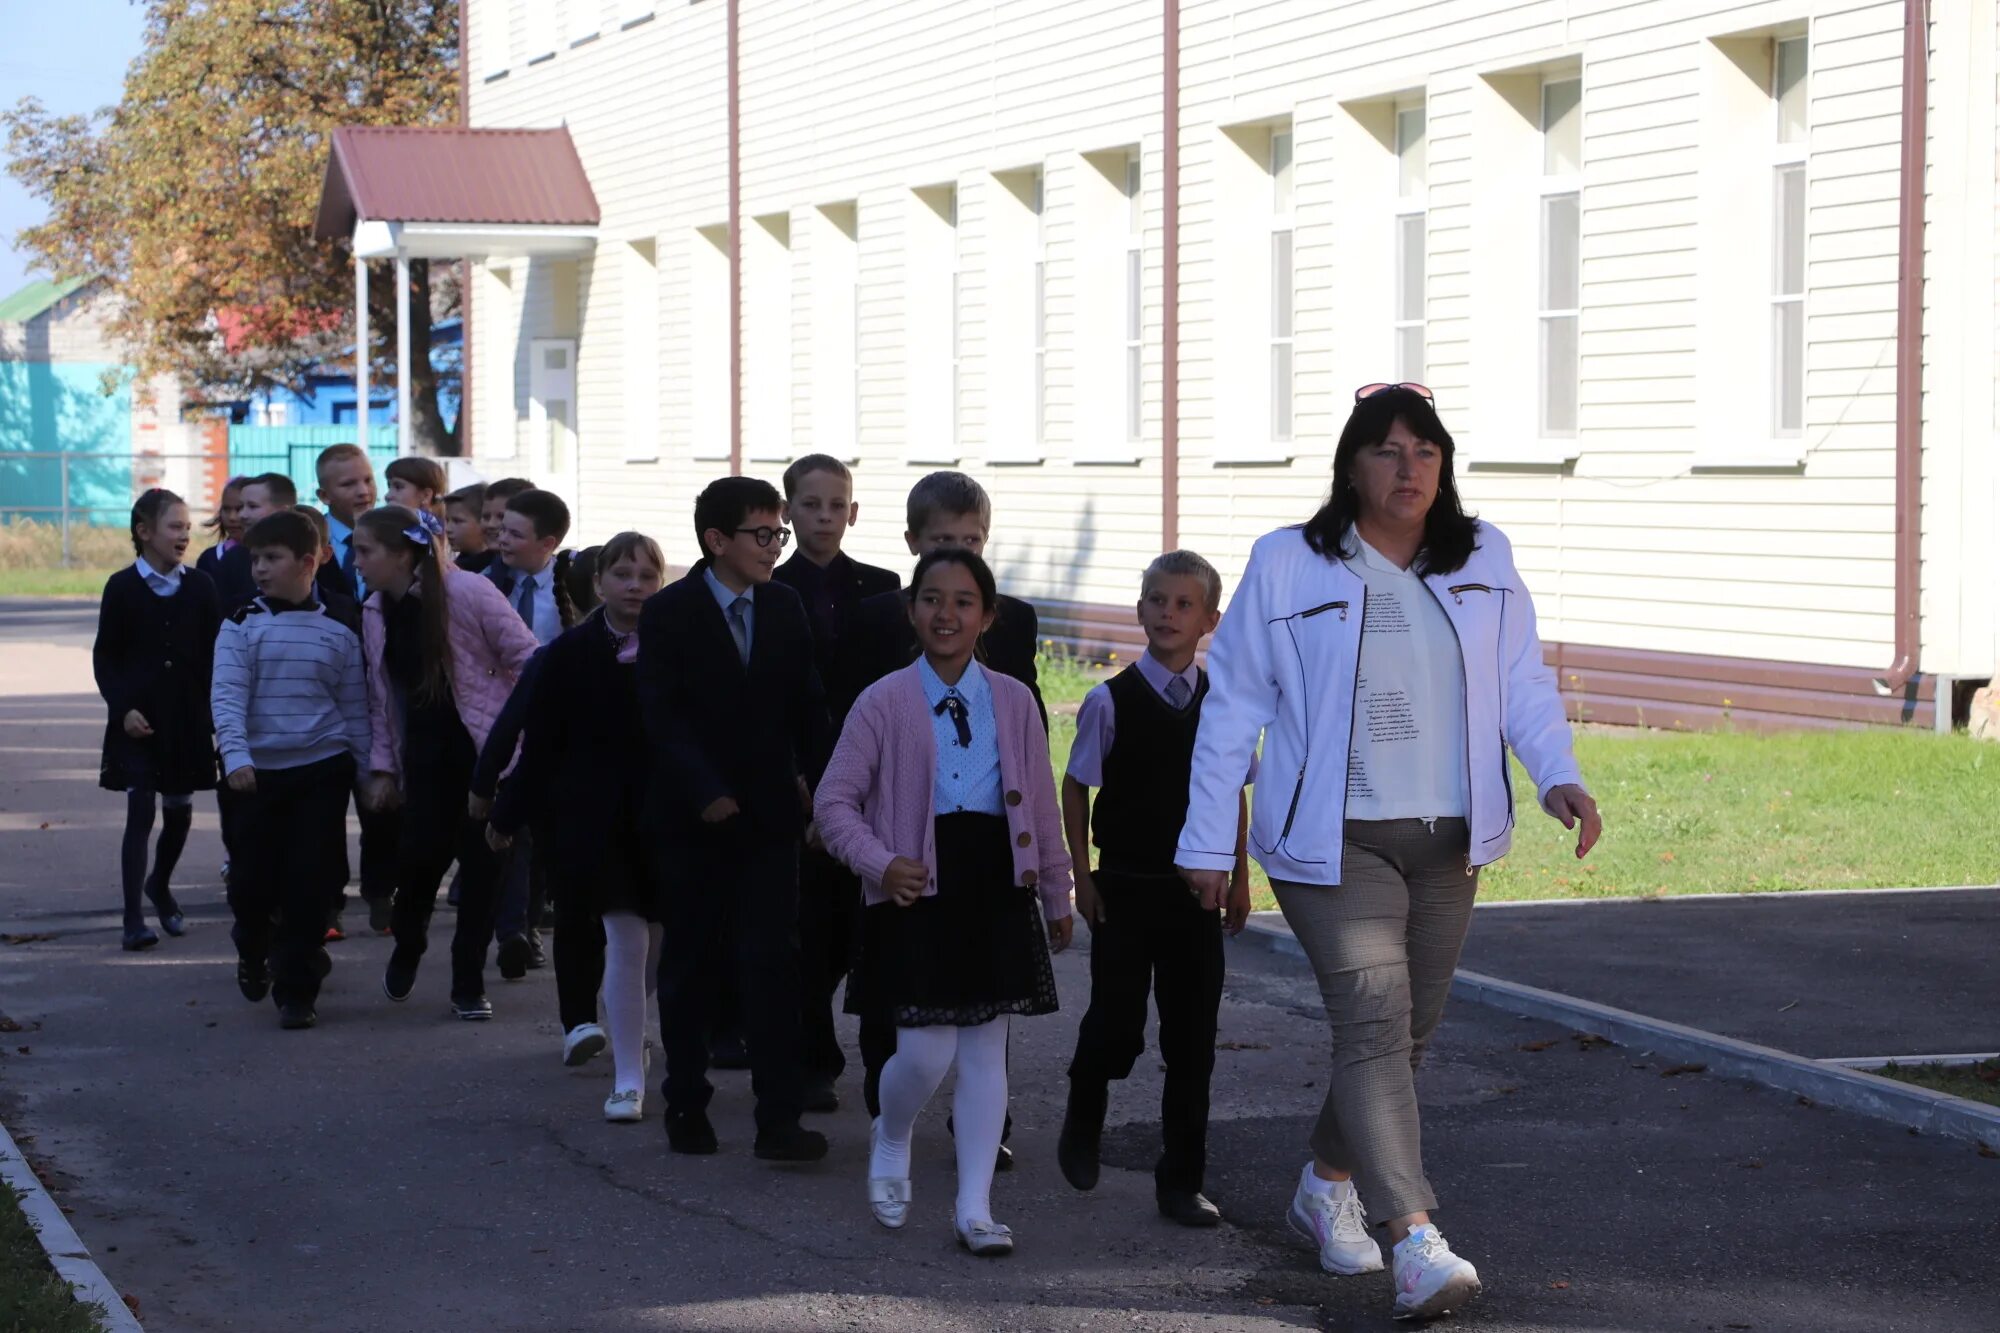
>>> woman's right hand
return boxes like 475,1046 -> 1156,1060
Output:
1179,867 -> 1229,913
362,774 -> 401,813
122,709 -> 153,739
882,856 -> 928,906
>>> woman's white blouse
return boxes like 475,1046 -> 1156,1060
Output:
1344,535 -> 1468,820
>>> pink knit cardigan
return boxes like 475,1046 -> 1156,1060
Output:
815,661 -> 1073,922
361,564 -> 539,782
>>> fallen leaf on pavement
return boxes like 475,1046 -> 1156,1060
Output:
1740,1159 -> 1764,1170
1517,1039 -> 1559,1052
1977,1143 -> 1998,1159
1215,1040 -> 1270,1051
1,933 -> 56,944
1661,1063 -> 1707,1078
1548,1281 -> 1569,1290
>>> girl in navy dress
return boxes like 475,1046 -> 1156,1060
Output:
93,489 -> 221,950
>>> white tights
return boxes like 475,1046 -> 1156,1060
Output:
869,1017 -> 1010,1229
602,911 -> 662,1095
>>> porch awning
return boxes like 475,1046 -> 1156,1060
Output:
312,125 -> 601,260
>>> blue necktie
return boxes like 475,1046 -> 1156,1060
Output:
514,574 -> 537,629
728,596 -> 751,666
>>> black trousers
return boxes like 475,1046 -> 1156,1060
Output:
1066,870 -> 1225,1195
657,826 -> 805,1131
797,845 -> 857,1082
227,755 -> 354,1008
357,802 -> 399,903
549,869 -> 606,1033
390,739 -> 504,1002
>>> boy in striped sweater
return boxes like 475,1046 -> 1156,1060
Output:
211,511 -> 370,1029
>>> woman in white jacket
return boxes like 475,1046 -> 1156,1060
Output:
1177,383 -> 1600,1320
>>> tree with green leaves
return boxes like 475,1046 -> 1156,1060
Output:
4,0 -> 462,452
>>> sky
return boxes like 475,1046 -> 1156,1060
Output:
0,0 -> 150,300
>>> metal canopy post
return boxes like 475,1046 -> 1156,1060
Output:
354,255 -> 370,457
395,253 -> 413,456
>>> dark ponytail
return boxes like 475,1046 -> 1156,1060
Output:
358,505 -> 455,705
551,549 -> 580,630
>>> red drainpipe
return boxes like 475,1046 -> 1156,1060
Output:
1878,0 -> 1928,695
1160,0 -> 1180,552
727,0 -> 743,476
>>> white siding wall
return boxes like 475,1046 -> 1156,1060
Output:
467,0 -> 1992,676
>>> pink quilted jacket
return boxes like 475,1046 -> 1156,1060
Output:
815,661 -> 1073,922
361,565 -> 539,782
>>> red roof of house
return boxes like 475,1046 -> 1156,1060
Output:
313,126 -> 600,241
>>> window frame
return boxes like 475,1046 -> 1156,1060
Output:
1124,152 -> 1144,447
1770,37 -> 1808,441
1269,129 -> 1296,447
1536,76 -> 1584,441
1393,103 -> 1427,385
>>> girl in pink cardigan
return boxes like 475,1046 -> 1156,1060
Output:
815,549 -> 1073,1257
352,505 -> 538,1021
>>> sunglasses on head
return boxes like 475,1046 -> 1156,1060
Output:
1354,382 -> 1435,404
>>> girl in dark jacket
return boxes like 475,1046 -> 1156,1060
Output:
93,489 -> 221,950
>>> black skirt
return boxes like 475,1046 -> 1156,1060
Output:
846,812 -> 1059,1028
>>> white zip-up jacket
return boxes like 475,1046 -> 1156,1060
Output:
1177,520 -> 1582,885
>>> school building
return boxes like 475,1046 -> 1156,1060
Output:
321,0 -> 1997,731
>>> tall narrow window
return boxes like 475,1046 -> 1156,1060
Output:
1394,105 -> 1427,383
1270,130 -> 1295,443
949,189 -> 963,452
1539,77 -> 1582,436
1031,169 -> 1047,447
623,239 -> 660,462
1125,153 -> 1143,444
1772,38 -> 1807,437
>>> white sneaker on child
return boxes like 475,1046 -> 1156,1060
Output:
603,1089 -> 643,1123
563,1022 -> 607,1067
1287,1165 -> 1383,1275
1391,1225 -> 1481,1320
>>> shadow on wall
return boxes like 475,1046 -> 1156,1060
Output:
0,356 -> 135,526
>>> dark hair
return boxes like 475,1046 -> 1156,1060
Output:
1301,387 -> 1478,577
484,477 -> 535,505
204,475 -> 250,534
909,547 -> 999,614
505,489 -> 572,543
244,472 -> 299,507
385,456 -> 447,501
782,454 -> 852,498
291,503 -> 331,548
564,545 -> 605,617
357,505 -> 454,704
693,476 -> 783,556
905,470 -> 990,536
244,510 -> 318,560
313,442 -> 368,482
129,488 -> 186,556
445,482 -> 487,514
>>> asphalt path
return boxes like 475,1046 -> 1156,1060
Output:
1,599 -> 1995,1331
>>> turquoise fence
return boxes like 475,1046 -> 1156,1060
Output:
225,425 -> 395,498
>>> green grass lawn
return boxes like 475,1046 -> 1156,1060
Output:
0,1178 -> 104,1332
1872,1058 -> 2000,1109
0,568 -> 118,598
1034,654 -> 2000,910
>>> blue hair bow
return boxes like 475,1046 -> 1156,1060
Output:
402,508 -> 446,546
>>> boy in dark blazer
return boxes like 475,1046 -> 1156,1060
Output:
640,476 -> 832,1163
772,455 -> 899,1113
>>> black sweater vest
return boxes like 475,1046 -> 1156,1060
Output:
1090,665 -> 1208,876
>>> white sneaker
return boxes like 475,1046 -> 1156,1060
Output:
563,1023 -> 607,1067
603,1088 -> 643,1123
1391,1225 -> 1481,1320
1287,1167 -> 1383,1275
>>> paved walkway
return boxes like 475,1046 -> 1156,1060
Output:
2,599 -> 1996,1331
1457,889 -> 2000,1059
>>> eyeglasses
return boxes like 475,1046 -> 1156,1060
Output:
1354,382 -> 1435,404
734,526 -> 792,548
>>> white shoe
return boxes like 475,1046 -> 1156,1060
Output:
1287,1167 -> 1383,1275
563,1023 -> 607,1067
954,1217 -> 1013,1257
1391,1225 -> 1481,1320
867,1119 -> 910,1230
603,1088 -> 643,1123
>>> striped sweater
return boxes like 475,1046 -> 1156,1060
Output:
211,596 -> 370,775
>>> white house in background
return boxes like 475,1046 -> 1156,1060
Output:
446,0 -> 1996,731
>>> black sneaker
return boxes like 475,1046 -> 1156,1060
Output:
496,934 -> 531,981
236,956 -> 271,1002
366,897 -> 394,935
753,1123 -> 829,1163
1057,1107 -> 1103,1191
1157,1190 -> 1222,1228
451,993 -> 494,1021
994,1142 -> 1015,1173
665,1110 -> 719,1155
278,1002 -> 317,1031
312,947 -> 333,980
383,951 -> 418,1002
802,1076 -> 840,1114
525,929 -> 547,970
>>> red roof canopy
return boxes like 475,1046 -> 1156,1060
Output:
313,126 -> 600,241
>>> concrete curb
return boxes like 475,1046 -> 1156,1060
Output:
0,1117 -> 142,1332
1236,916 -> 2000,1150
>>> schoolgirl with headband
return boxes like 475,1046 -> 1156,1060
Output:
351,504 -> 539,1020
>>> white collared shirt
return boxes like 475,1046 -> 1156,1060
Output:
510,563 -> 562,646
1343,535 -> 1468,820
134,555 -> 184,598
